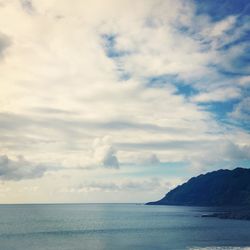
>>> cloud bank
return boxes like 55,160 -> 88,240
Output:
0,154 -> 48,181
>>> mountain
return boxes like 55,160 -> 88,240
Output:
147,168 -> 250,206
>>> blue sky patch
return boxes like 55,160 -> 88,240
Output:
194,0 -> 250,21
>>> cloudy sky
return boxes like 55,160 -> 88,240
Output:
0,0 -> 250,203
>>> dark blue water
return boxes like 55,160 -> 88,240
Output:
0,204 -> 250,250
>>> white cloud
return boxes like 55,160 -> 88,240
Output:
231,97 -> 250,121
238,76 -> 250,86
209,16 -> 237,37
0,0 -> 249,202
0,154 -> 48,180
138,153 -> 160,166
0,32 -> 11,58
64,178 -> 172,193
20,0 -> 35,14
193,87 -> 241,103
187,140 -> 250,172
92,136 -> 119,169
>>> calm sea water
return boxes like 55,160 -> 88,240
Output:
0,204 -> 250,250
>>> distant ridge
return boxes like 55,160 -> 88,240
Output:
147,168 -> 250,206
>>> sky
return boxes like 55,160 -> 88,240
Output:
0,0 -> 250,203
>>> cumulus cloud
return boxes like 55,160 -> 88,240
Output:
92,136 -> 119,169
20,0 -> 35,14
126,153 -> 161,166
140,153 -> 160,166
0,33 -> 10,58
231,97 -> 250,121
0,154 -> 48,181
187,140 -> 250,172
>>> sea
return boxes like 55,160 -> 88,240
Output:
0,203 -> 250,250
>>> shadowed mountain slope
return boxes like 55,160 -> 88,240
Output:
147,168 -> 250,206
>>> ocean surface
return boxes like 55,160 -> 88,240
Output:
0,204 -> 250,250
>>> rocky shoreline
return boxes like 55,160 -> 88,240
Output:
202,210 -> 250,220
